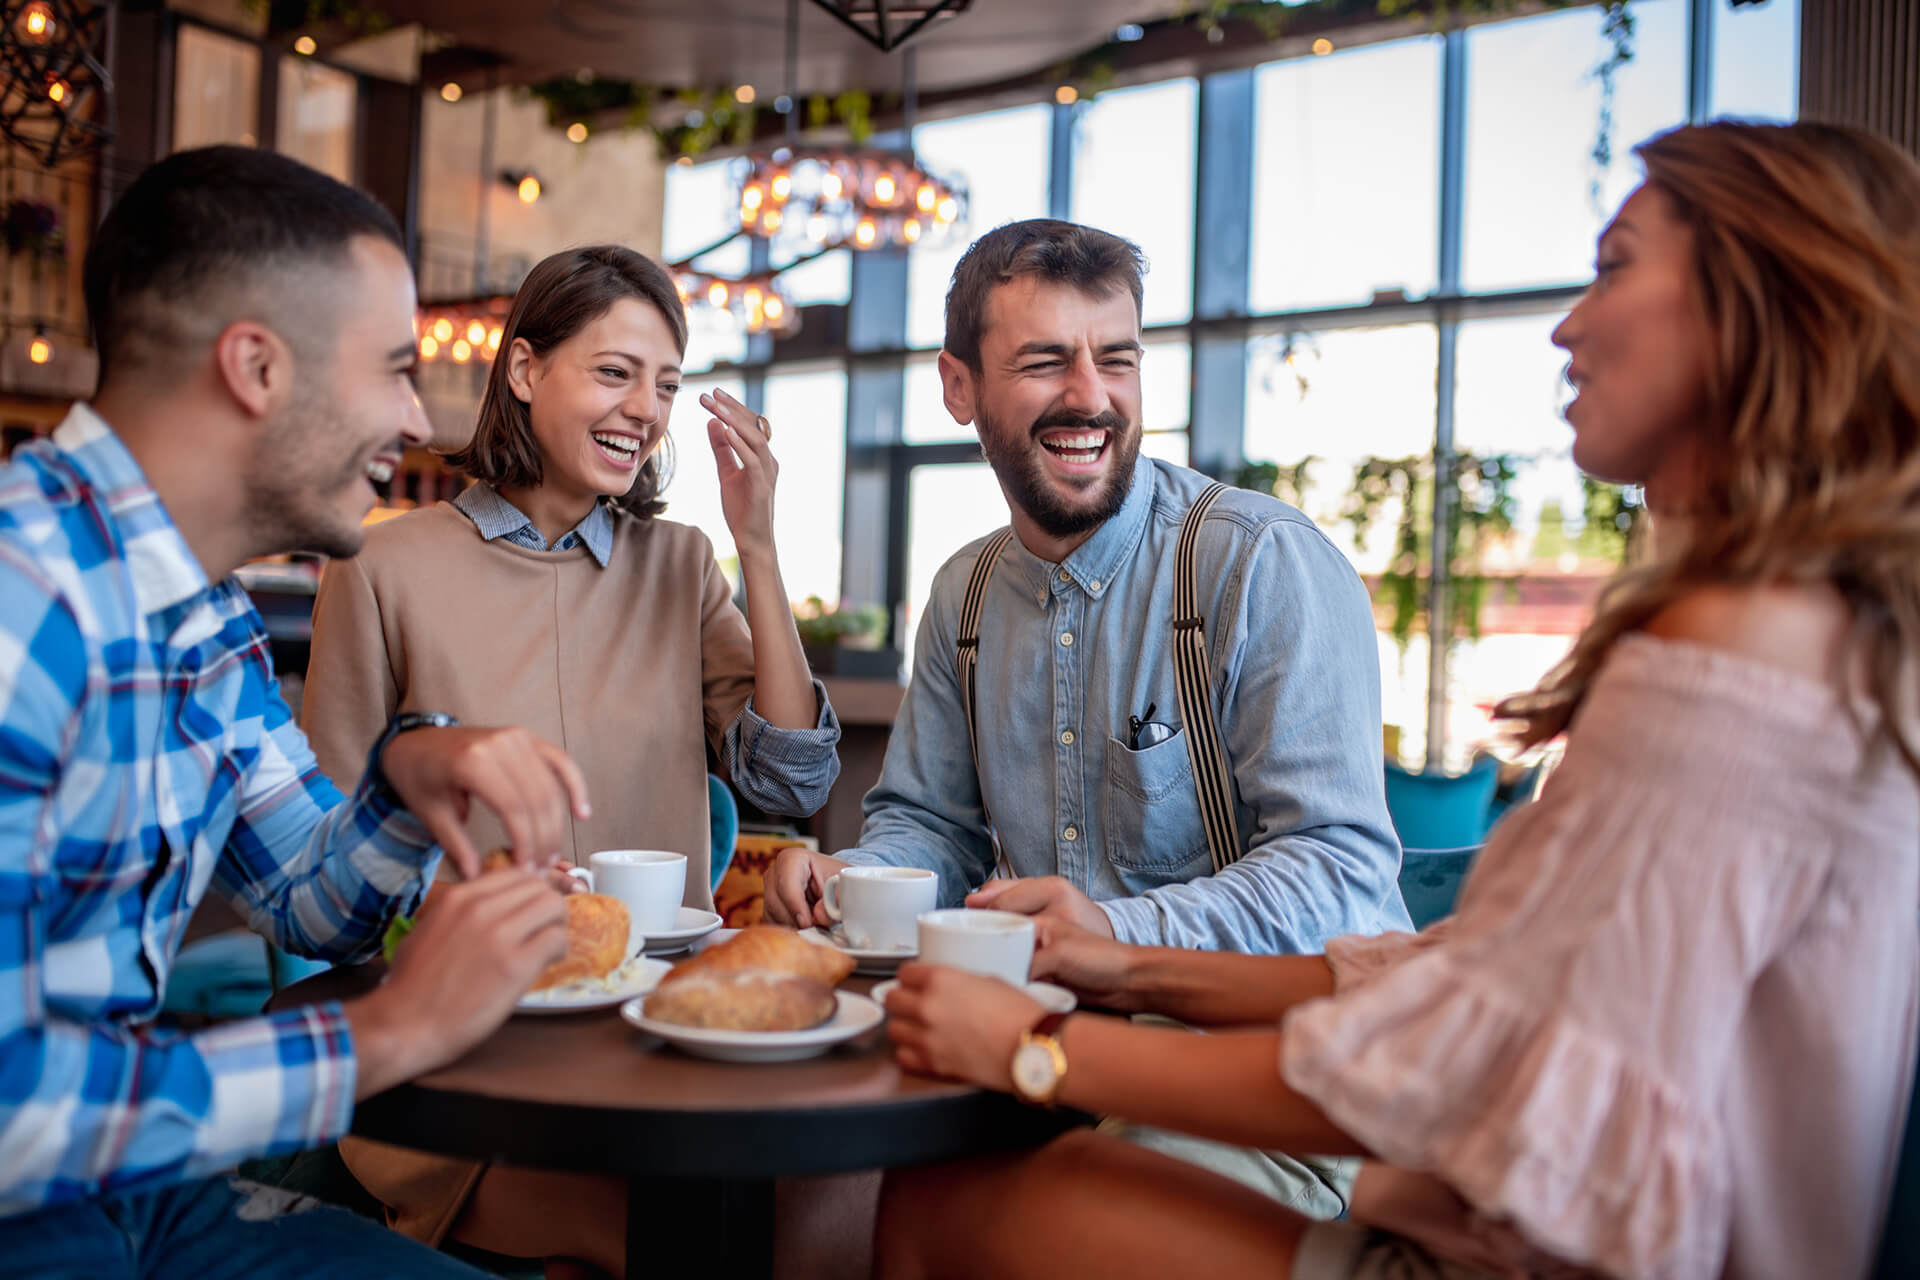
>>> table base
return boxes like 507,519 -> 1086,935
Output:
628,1175 -> 773,1278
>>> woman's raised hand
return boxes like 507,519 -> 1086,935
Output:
700,388 -> 778,556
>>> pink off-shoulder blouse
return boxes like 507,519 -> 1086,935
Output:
1282,635 -> 1920,1279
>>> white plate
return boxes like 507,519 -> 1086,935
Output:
799,926 -> 915,976
870,978 -> 1077,1015
620,990 -> 885,1063
516,957 -> 673,1015
639,907 -> 724,956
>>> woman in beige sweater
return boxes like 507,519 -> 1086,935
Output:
875,122 -> 1920,1279
302,245 -> 841,1277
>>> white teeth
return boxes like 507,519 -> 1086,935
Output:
592,433 -> 639,458
1041,430 -> 1108,458
365,460 -> 394,484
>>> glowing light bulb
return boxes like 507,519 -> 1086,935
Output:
902,219 -> 922,244
45,78 -> 67,104
735,84 -> 756,104
744,287 -> 764,310
762,208 -> 783,234
916,184 -> 936,213
742,185 -> 764,210
770,173 -> 791,201
1312,37 -> 1333,56
18,1 -> 55,44
420,335 -> 440,359
566,122 -> 588,143
26,335 -> 51,364
431,318 -> 454,343
674,277 -> 691,302
451,339 -> 473,363
486,327 -> 503,351
936,197 -> 959,223
294,35 -> 317,55
821,171 -> 843,200
466,320 -> 486,345
854,218 -> 877,248
874,174 -> 897,203
1055,85 -> 1078,105
440,82 -> 463,103
764,296 -> 785,323
516,175 -> 542,204
707,281 -> 729,307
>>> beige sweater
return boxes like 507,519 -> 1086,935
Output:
303,501 -> 772,907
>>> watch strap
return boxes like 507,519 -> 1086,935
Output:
368,711 -> 460,806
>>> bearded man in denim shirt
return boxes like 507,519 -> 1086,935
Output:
767,219 -> 1410,1215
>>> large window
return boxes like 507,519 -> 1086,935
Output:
908,105 -> 1052,349
665,159 -> 752,371
174,25 -> 260,150
1713,0 -> 1799,122
662,374 -> 749,583
1251,37 -> 1440,312
762,367 -> 847,606
1463,0 -> 1689,292
277,55 -> 356,183
1070,80 -> 1197,325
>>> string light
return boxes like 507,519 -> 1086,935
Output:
566,122 -> 588,143
440,82 -> 463,102
465,320 -> 486,345
1312,37 -> 1334,55
419,334 -> 439,359
516,174 -> 542,204
26,332 -> 51,364
431,317 -> 454,343
17,0 -> 54,45
735,84 -> 755,104
450,339 -> 473,363
1055,85 -> 1078,105
293,35 -> 316,55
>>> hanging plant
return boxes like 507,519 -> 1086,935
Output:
526,77 -> 885,161
1341,450 -> 1524,650
1589,0 -> 1637,211
1232,458 -> 1317,511
2,198 -> 65,265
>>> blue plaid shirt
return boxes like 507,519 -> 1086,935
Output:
0,406 -> 443,1216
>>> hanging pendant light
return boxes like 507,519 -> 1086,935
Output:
0,0 -> 110,168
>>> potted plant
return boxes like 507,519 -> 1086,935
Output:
792,596 -> 896,678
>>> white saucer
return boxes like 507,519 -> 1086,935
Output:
799,926 -> 915,976
640,907 -> 724,956
870,978 -> 1076,1015
620,990 -> 885,1063
516,957 -> 672,1015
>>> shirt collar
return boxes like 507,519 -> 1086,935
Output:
453,482 -> 614,568
1004,451 -> 1157,605
54,403 -> 211,617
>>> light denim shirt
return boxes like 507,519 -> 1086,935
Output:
841,455 -> 1410,952
453,481 -> 842,816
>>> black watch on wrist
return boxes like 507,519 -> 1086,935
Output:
368,711 -> 459,805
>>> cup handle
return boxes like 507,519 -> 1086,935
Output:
821,873 -> 844,923
567,866 -> 594,892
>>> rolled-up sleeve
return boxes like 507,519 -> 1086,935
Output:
722,681 -> 842,816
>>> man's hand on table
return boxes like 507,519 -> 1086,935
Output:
1028,917 -> 1146,1013
764,847 -> 848,930
966,876 -> 1114,940
346,867 -> 569,1098
380,725 -> 592,878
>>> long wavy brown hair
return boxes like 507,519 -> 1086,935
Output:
1501,121 -> 1920,774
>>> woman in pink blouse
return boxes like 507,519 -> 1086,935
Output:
872,120 -> 1920,1279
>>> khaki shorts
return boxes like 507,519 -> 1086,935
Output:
1097,1117 -> 1356,1220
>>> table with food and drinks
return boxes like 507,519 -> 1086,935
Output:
275,848 -> 1084,1278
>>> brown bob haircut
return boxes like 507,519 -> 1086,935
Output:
446,244 -> 689,519
943,219 -> 1146,372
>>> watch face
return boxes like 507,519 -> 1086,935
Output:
1012,1041 -> 1058,1100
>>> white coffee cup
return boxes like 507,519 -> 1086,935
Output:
568,850 -> 686,953
822,866 -> 937,951
916,908 -> 1035,986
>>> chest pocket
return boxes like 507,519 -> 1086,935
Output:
1103,731 -> 1210,887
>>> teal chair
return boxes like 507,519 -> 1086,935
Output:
162,931 -> 330,1020
1397,845 -> 1482,930
708,773 -> 739,893
1383,755 -> 1500,850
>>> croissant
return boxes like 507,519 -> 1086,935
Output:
658,925 -> 854,989
529,892 -> 631,992
642,968 -> 837,1031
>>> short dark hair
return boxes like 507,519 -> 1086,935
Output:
446,245 -> 689,521
943,219 -> 1146,370
84,145 -> 404,384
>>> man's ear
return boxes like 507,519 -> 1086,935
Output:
211,321 -> 291,420
937,350 -> 977,428
506,337 -> 537,404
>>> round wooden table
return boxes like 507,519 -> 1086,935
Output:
274,959 -> 1085,1277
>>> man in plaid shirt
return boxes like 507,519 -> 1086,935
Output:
0,148 -> 593,1276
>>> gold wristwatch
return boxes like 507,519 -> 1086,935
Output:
1010,1011 -> 1071,1107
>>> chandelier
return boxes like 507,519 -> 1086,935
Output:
737,145 -> 965,255
0,0 -> 109,168
807,0 -> 973,53
673,264 -> 799,337
416,299 -> 509,366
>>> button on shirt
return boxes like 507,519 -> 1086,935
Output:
842,455 -> 1411,952
0,407 -> 442,1216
